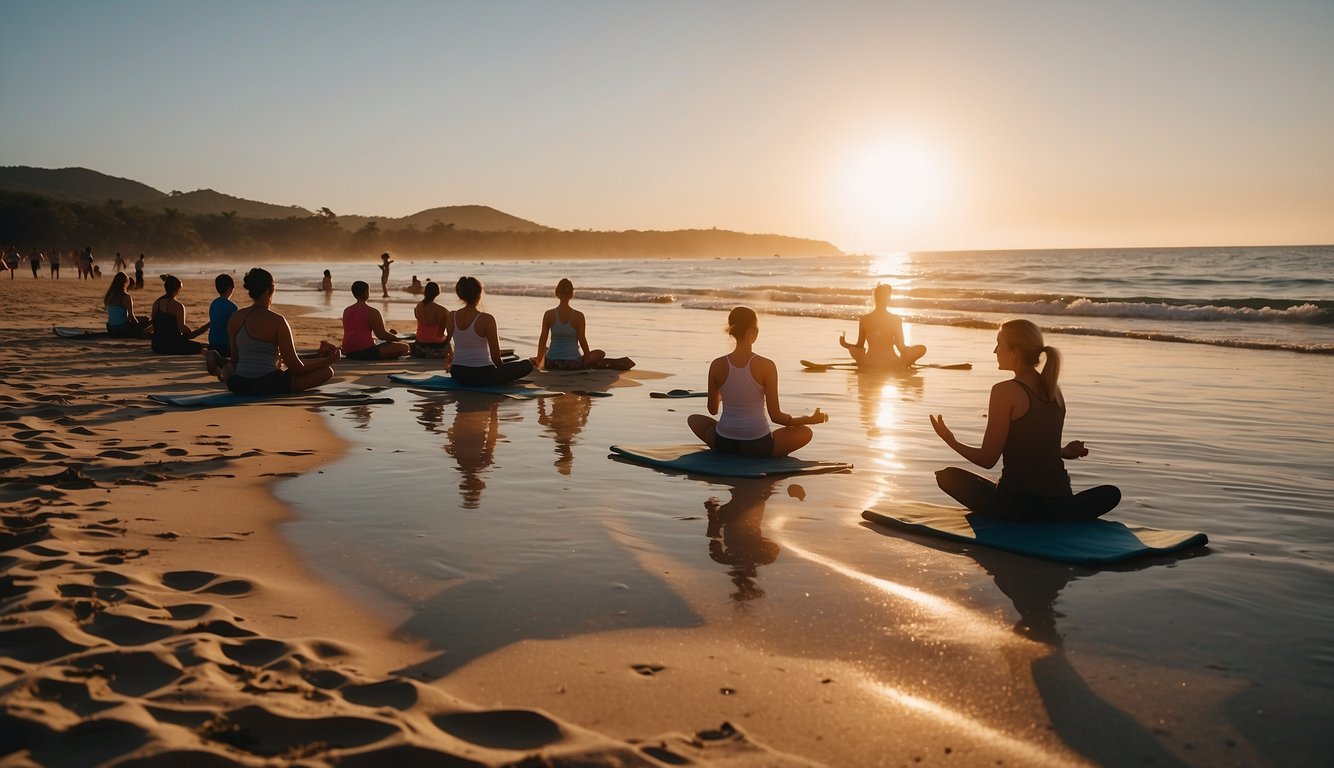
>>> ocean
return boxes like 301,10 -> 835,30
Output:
207,244 -> 1334,355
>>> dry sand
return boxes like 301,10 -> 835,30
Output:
0,276 -> 818,766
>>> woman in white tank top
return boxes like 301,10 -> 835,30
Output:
688,307 -> 827,457
446,276 -> 534,387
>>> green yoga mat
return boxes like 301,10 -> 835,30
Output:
148,390 -> 393,408
862,507 -> 1208,565
609,444 -> 852,478
388,372 -> 561,399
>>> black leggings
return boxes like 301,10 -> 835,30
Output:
935,467 -> 1120,521
450,360 -> 534,387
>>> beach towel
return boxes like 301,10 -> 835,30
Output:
609,444 -> 852,478
387,372 -> 561,399
53,326 -> 106,339
861,507 -> 1208,566
649,389 -> 708,399
148,390 -> 393,408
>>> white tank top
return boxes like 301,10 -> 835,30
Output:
716,354 -> 770,440
453,313 -> 493,367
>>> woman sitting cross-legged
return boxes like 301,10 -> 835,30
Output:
688,306 -> 827,458
447,276 -> 534,386
205,268 -> 341,395
929,318 -> 1120,521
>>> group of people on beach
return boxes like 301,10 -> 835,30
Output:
5,245 -> 146,282
97,262 -> 1119,522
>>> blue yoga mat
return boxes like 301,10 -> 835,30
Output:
609,444 -> 852,478
388,372 -> 561,399
148,390 -> 393,408
862,507 -> 1208,565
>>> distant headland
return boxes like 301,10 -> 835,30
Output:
0,166 -> 842,260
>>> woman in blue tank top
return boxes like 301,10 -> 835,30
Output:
929,318 -> 1120,520
535,279 -> 634,370
688,306 -> 827,458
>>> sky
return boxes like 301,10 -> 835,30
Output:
3,0 -> 1332,253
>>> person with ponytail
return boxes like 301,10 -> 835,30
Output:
929,319 -> 1120,520
688,306 -> 828,458
410,281 -> 450,358
205,268 -> 341,395
446,276 -> 534,386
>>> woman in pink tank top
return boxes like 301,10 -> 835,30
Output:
688,306 -> 827,458
341,280 -> 410,360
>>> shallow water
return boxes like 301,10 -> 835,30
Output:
273,287 -> 1334,764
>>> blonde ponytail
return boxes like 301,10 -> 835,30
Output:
1039,344 -> 1061,399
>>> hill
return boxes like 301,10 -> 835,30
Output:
144,189 -> 312,219
0,166 -> 163,206
337,205 -> 550,233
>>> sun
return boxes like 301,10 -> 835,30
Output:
845,139 -> 949,227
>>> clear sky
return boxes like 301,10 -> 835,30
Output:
3,0 -> 1332,252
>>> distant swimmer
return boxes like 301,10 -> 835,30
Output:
378,252 -> 393,298
929,319 -> 1120,521
411,281 -> 450,358
320,269 -> 333,293
839,283 -> 926,368
689,306 -> 828,458
207,267 -> 341,394
447,276 -> 534,386
341,280 -> 411,359
535,278 -> 635,370
408,275 -> 424,295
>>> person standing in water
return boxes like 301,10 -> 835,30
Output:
929,318 -> 1120,520
133,254 -> 146,290
377,252 -> 393,297
840,283 -> 926,368
688,306 -> 828,457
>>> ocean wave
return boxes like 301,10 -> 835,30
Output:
675,300 -> 1334,355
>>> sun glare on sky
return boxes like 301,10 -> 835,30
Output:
845,138 -> 951,229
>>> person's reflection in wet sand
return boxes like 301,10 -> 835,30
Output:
444,399 -> 501,509
703,478 -> 785,603
864,520 -> 1198,766
537,393 -> 591,475
343,403 -> 373,430
414,396 -> 446,435
855,368 -> 925,440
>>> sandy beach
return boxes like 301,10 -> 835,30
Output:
2,268 -> 1331,767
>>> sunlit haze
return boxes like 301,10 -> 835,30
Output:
3,1 -> 1331,252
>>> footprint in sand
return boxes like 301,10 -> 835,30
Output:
97,450 -> 140,460
631,663 -> 666,676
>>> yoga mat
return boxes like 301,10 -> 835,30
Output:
861,507 -> 1208,566
649,389 -> 707,399
148,390 -> 393,408
800,359 -> 972,372
388,372 -> 561,399
53,326 -> 106,339
609,444 -> 852,478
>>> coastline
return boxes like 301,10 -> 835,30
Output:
3,269 -> 1330,767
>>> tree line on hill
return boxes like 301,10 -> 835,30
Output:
0,191 -> 841,260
